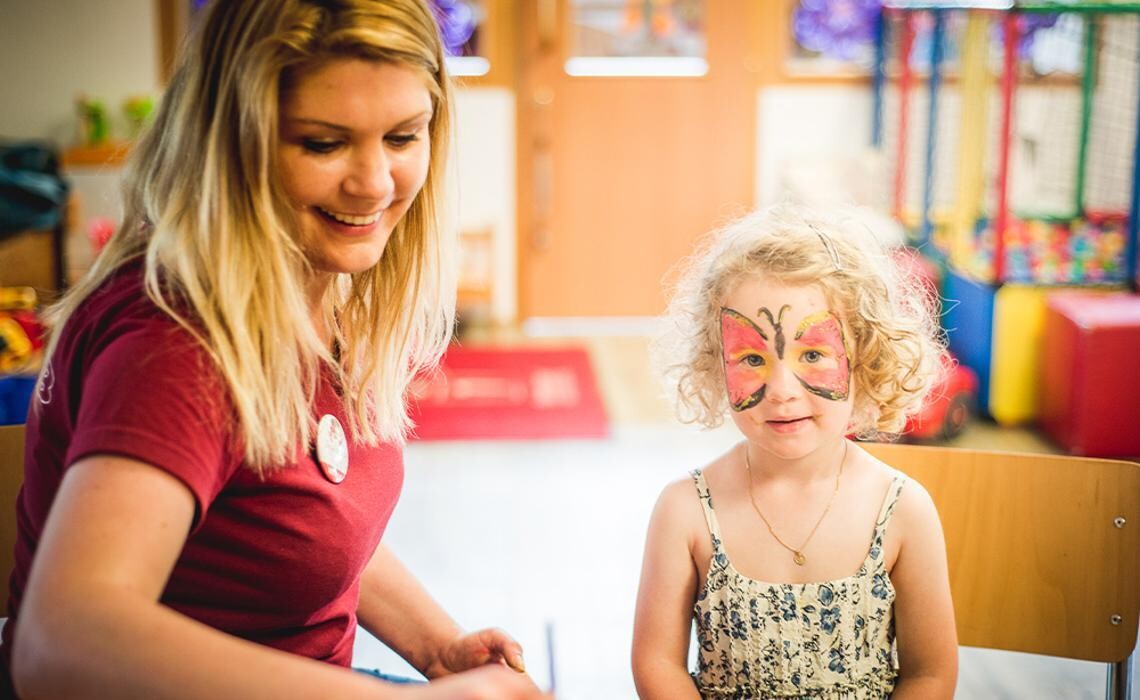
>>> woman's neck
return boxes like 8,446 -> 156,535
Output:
307,272 -> 334,346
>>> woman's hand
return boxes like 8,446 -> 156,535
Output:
438,628 -> 527,674
405,665 -> 549,699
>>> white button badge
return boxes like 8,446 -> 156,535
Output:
316,414 -> 348,484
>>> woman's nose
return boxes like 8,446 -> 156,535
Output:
344,146 -> 395,203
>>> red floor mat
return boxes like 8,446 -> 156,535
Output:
408,345 -> 610,440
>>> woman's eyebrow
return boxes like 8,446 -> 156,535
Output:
282,117 -> 349,132
283,111 -> 432,132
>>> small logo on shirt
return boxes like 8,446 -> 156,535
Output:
36,365 -> 54,406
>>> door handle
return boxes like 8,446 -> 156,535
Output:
533,149 -> 552,251
538,0 -> 557,51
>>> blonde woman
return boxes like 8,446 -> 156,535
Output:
3,1 -> 543,698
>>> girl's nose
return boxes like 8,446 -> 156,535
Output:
344,146 -> 395,203
764,361 -> 801,403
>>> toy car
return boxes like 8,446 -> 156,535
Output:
903,352 -> 979,442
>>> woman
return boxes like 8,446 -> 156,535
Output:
2,1 -> 544,697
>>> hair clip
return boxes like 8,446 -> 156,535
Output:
809,224 -> 843,272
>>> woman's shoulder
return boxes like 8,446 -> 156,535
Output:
52,262 -> 225,411
67,262 -> 204,351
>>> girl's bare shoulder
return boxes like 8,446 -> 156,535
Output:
855,444 -> 942,535
651,446 -> 739,543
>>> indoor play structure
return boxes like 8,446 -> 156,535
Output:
872,1 -> 1140,456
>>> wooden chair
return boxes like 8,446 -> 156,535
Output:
0,423 -> 24,609
863,443 -> 1139,699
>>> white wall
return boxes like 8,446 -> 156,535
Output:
0,0 -> 160,145
452,88 -> 517,324
756,85 -> 878,209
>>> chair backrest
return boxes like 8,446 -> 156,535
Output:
0,423 -> 24,608
862,442 -> 1140,664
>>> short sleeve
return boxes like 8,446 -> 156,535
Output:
66,321 -> 241,525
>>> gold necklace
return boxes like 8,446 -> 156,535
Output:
744,440 -> 847,566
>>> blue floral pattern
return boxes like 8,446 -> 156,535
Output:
689,470 -> 905,699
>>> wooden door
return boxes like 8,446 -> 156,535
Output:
517,0 -> 761,318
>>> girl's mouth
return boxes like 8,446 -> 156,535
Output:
766,416 -> 811,433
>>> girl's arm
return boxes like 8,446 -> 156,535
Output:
355,544 -> 527,679
889,480 -> 959,699
631,480 -> 703,700
12,455 -> 399,700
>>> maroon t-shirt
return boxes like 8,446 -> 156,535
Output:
1,262 -> 403,689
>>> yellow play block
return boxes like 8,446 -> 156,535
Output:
990,284 -> 1124,425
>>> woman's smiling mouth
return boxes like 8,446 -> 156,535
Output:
318,207 -> 382,226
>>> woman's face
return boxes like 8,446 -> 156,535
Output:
277,58 -> 433,280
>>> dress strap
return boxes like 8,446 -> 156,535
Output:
689,469 -> 726,557
867,472 -> 907,565
876,473 -> 907,525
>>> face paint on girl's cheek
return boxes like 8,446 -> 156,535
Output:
721,307 -> 775,411
791,311 -> 851,400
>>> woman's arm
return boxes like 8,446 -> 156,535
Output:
12,455 -> 397,700
631,480 -> 703,700
889,481 -> 959,699
356,544 -> 526,679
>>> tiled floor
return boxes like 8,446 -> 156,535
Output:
351,332 -> 1137,699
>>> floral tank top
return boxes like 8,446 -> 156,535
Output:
689,469 -> 906,699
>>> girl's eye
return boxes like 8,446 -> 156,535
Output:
743,354 -> 765,368
802,350 -> 824,363
302,139 -> 341,154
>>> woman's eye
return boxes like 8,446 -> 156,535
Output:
802,350 -> 824,363
386,133 -> 420,148
743,354 -> 765,368
302,139 -> 341,154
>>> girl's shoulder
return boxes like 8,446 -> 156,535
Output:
651,447 -> 739,546
855,444 -> 942,539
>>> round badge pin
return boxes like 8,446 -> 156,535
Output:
316,414 -> 348,484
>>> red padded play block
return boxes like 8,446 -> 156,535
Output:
1039,292 -> 1140,457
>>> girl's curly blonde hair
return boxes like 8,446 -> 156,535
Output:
656,203 -> 945,438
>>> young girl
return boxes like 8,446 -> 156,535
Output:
632,205 -> 958,699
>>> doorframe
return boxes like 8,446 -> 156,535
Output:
514,0 -> 785,321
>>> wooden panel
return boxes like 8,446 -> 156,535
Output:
61,142 -> 132,169
863,442 -> 1140,663
155,0 -> 189,85
0,229 -> 59,299
457,0 -> 518,88
0,424 -> 25,609
517,0 -> 759,318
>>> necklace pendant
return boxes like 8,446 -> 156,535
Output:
793,551 -> 806,566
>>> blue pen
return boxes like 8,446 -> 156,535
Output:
545,620 -> 557,693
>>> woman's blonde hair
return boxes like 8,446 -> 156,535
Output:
42,0 -> 455,472
656,203 -> 945,438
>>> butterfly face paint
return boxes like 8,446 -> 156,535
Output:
721,306 -> 784,411
721,305 -> 851,411
792,311 -> 851,400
